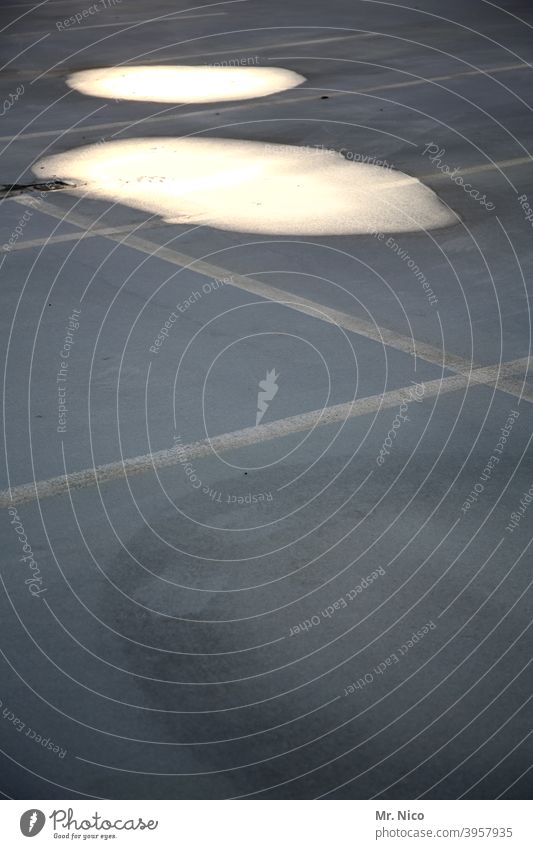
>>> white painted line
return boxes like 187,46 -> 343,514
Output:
18,11 -> 227,37
1,60 -> 529,143
12,196 -> 533,406
0,221 -> 150,252
422,156 -> 532,180
1,357 -> 529,507
355,62 -> 529,93
3,0 -> 148,6
0,111 -> 182,142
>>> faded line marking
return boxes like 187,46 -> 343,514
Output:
0,357 -> 530,507
356,62 -> 529,93
11,195 -> 533,406
421,156 -> 532,181
1,59 -> 529,142
17,12 -> 227,37
0,222 -> 151,252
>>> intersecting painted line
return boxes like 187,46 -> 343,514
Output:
13,195 -> 533,406
0,60 -> 529,142
0,33 -> 375,87
0,221 -> 150,252
2,152 -> 529,259
1,356 -> 530,507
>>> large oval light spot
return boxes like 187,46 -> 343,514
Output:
67,65 -> 306,103
35,138 -> 457,235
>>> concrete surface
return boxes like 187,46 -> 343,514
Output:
0,0 -> 532,800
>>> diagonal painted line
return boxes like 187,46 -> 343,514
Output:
422,156 -> 532,180
18,11 -> 227,37
1,59 -> 530,142
0,357 -> 529,507
13,195 -> 533,406
343,62 -> 530,93
0,33 -> 374,86
0,221 -> 151,252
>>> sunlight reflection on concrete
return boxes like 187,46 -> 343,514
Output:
66,65 -> 307,103
35,137 -> 458,235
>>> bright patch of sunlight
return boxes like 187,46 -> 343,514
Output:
34,138 -> 457,235
66,65 -> 306,103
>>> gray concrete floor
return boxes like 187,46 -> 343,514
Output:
0,0 -> 532,799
